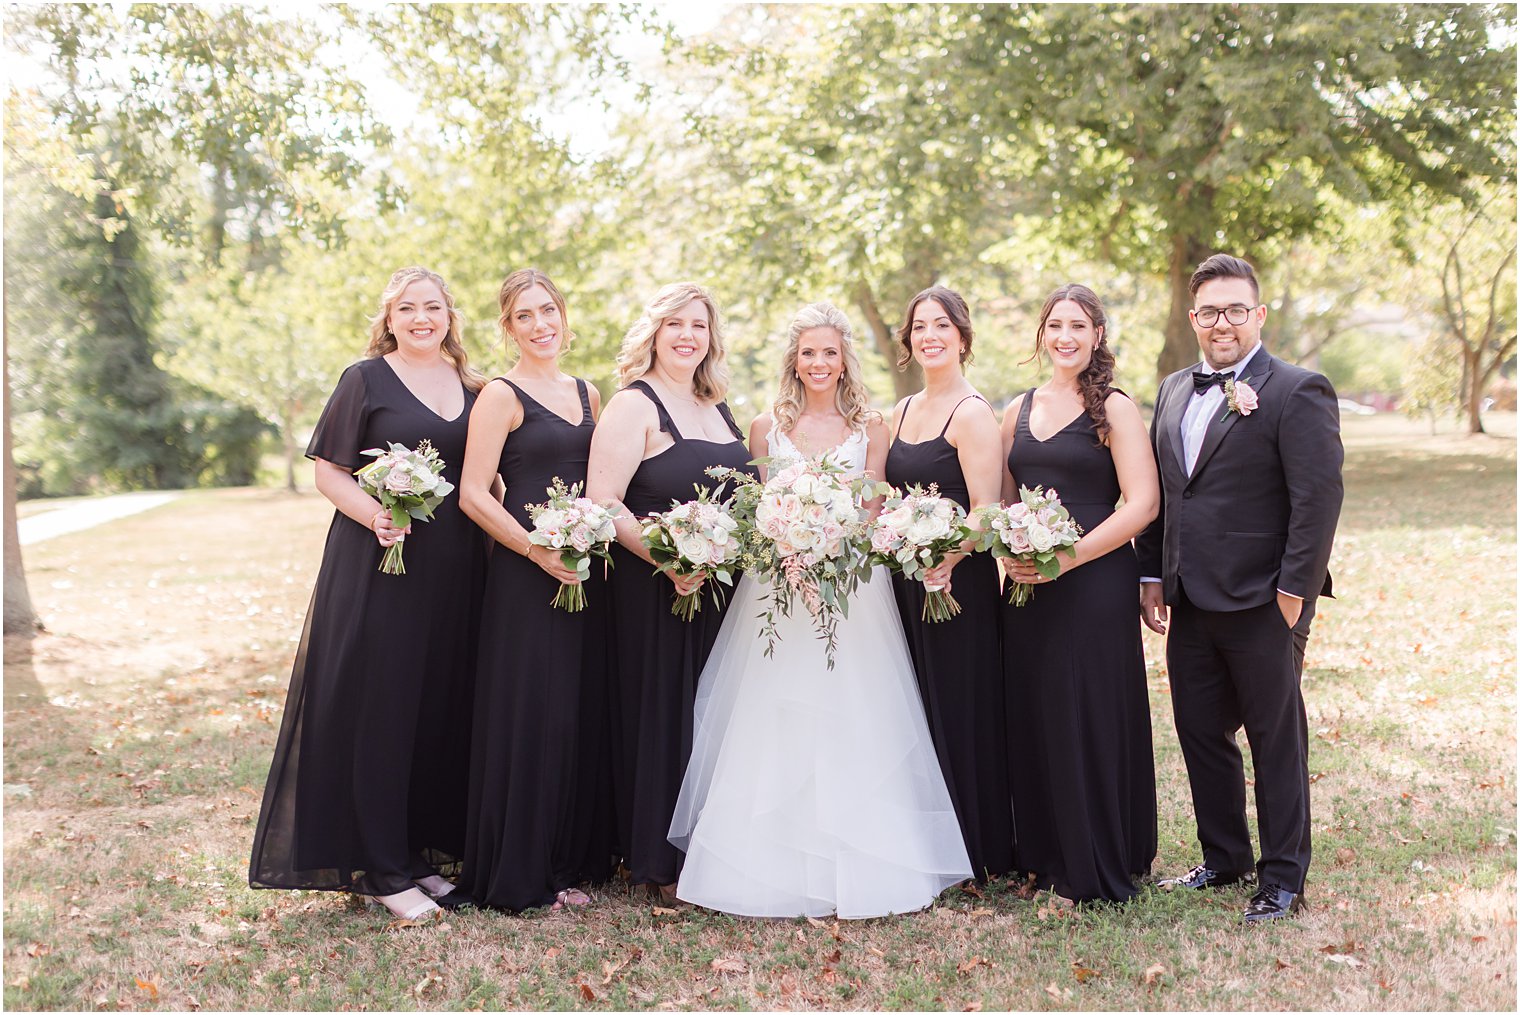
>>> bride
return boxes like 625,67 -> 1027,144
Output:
668,302 -> 972,919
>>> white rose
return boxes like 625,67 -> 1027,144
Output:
931,499 -> 955,521
881,504 -> 914,530
802,502 -> 829,527
791,474 -> 815,500
674,532 -> 712,565
1026,522 -> 1056,553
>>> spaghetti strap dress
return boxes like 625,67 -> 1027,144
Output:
884,393 -> 1015,881
250,356 -> 486,896
455,377 -> 614,911
607,379 -> 755,886
1002,390 -> 1156,902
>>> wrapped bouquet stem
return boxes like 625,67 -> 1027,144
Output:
525,478 -> 620,612
865,483 -> 973,622
640,485 -> 741,621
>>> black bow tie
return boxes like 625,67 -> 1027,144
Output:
1193,371 -> 1230,393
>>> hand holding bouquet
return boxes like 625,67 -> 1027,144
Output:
866,483 -> 973,622
974,485 -> 1083,606
711,458 -> 874,668
354,440 -> 454,575
525,478 -> 620,612
640,485 -> 741,621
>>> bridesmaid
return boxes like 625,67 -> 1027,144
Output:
586,282 -> 754,901
249,266 -> 487,921
885,285 -> 1015,881
453,268 -> 613,912
999,283 -> 1159,903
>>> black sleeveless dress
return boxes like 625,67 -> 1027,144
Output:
607,379 -> 754,886
250,356 -> 486,896
1003,391 -> 1156,902
455,377 -> 613,911
885,394 -> 1015,881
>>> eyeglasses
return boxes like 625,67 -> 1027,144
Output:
1191,305 -> 1261,328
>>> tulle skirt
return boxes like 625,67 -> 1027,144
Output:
669,568 -> 972,919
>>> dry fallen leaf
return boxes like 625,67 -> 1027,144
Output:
26,943 -> 51,958
1335,847 -> 1357,865
1141,963 -> 1167,986
1325,954 -> 1365,968
806,916 -> 828,929
957,956 -> 991,975
711,956 -> 748,974
413,972 -> 443,996
969,907 -> 994,919
652,906 -> 679,916
1044,982 -> 1071,1001
134,976 -> 160,1000
579,983 -> 596,1002
963,1003 -> 983,1012
1071,961 -> 1100,984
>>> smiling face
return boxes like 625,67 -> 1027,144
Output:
794,326 -> 845,397
909,299 -> 964,370
506,282 -> 564,362
1192,276 -> 1265,370
1040,298 -> 1101,373
654,298 -> 712,374
386,278 -> 450,355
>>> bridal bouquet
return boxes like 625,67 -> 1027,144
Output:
354,440 -> 454,575
709,459 -> 875,668
640,485 -> 741,621
865,483 -> 973,622
974,485 -> 1083,606
525,478 -> 620,612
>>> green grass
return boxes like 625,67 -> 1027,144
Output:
3,413 -> 1515,1010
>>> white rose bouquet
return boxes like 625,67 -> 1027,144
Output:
864,483 -> 974,622
640,485 -> 741,621
709,458 -> 876,669
525,478 -> 620,612
973,485 -> 1083,606
353,439 -> 454,575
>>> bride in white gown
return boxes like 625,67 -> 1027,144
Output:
668,302 -> 972,919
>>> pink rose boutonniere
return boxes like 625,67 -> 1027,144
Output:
1221,376 -> 1258,421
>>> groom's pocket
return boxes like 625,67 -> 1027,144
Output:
1224,530 -> 1288,581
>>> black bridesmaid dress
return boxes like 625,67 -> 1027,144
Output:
607,379 -> 754,887
885,394 -> 1015,881
250,356 -> 485,896
456,378 -> 613,911
1003,391 -> 1156,903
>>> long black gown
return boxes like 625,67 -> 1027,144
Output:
1002,391 -> 1157,903
250,356 -> 485,896
455,378 -> 614,911
885,394 -> 1015,881
607,379 -> 754,887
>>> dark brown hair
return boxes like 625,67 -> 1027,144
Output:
1031,283 -> 1117,445
895,285 -> 974,370
1189,253 -> 1260,303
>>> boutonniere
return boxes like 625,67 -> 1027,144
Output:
1220,376 -> 1258,422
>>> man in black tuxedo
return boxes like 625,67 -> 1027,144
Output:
1136,253 -> 1342,923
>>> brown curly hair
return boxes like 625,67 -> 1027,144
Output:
1031,283 -> 1117,445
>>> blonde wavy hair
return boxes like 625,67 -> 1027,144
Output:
615,282 -> 730,402
498,267 -> 574,355
365,266 -> 486,392
772,302 -> 880,435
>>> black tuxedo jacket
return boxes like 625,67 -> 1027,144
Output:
1135,347 -> 1343,612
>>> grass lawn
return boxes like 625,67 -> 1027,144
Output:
3,413 -> 1515,1011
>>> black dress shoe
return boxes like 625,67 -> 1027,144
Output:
1242,884 -> 1304,923
1158,864 -> 1257,890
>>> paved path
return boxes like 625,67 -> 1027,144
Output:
17,491 -> 183,546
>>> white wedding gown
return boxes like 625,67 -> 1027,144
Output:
668,425 -> 972,918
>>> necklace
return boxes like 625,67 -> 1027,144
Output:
648,375 -> 702,407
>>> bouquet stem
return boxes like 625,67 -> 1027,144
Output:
671,590 -> 701,621
1007,582 -> 1034,607
551,582 -> 587,612
922,586 -> 962,622
379,541 -> 407,575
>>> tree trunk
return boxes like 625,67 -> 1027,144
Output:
3,311 -> 39,635
855,281 -> 924,401
1159,231 -> 1215,383
282,401 -> 299,493
1465,347 -> 1488,434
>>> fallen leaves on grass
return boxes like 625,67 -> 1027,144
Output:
1140,963 -> 1167,986
413,971 -> 443,996
1045,982 -> 1072,1001
602,947 -> 642,985
710,956 -> 748,974
579,982 -> 596,1001
134,976 -> 160,999
1071,961 -> 1100,984
957,956 -> 992,975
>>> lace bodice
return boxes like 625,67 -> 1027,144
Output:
767,422 -> 869,478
